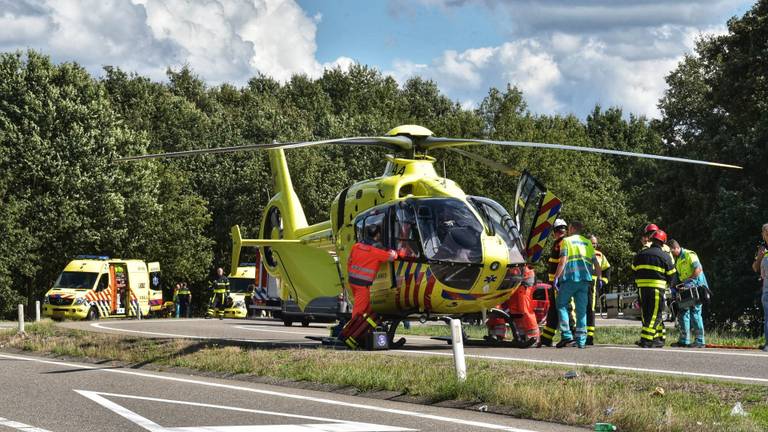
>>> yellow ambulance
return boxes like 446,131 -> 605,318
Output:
43,255 -> 163,320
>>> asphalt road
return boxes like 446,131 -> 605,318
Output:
0,352 -> 580,432
61,318 -> 768,386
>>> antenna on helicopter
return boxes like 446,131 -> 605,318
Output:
442,160 -> 447,187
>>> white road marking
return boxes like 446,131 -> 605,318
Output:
0,416 -> 53,432
234,325 -> 435,342
76,390 -> 413,432
90,323 -> 270,343
394,350 -> 768,384
0,353 -> 539,432
234,325 -> 331,336
603,345 -> 768,358
90,322 -> 768,384
92,322 -> 434,343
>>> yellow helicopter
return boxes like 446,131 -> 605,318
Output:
121,124 -> 740,348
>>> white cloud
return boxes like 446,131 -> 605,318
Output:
384,0 -> 745,118
387,40 -> 563,114
0,0 -> 349,84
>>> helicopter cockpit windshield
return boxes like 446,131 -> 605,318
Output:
413,198 -> 483,264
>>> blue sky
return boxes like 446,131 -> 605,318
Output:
301,0 -> 503,66
0,0 -> 756,118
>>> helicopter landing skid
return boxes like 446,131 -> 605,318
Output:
305,335 -> 348,349
431,335 -> 536,349
382,319 -> 406,349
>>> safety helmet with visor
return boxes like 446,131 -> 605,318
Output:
650,229 -> 667,244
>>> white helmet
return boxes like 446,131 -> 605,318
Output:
553,218 -> 567,229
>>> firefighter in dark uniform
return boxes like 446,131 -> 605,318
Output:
633,230 -> 676,348
177,282 -> 192,318
538,218 -> 569,347
210,267 -> 230,320
587,235 -> 611,345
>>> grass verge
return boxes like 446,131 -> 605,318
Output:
399,324 -> 765,347
2,321 -> 767,431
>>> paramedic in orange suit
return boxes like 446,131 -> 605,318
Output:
347,225 -> 397,320
506,265 -> 540,342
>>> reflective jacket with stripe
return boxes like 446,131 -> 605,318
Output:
212,276 -> 230,294
593,250 -> 611,284
632,245 -> 676,290
347,242 -> 396,287
546,237 -> 564,282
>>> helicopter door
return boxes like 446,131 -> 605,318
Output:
514,171 -> 562,264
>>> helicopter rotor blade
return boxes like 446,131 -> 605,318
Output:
447,148 -> 521,177
423,137 -> 742,170
116,135 -> 414,162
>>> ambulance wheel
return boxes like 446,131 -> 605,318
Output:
86,307 -> 99,321
301,320 -> 310,327
283,320 -> 293,327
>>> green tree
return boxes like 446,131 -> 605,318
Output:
657,0 -> 768,330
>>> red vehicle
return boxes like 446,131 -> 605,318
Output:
532,282 -> 551,324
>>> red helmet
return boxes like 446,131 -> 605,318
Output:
651,230 -> 667,243
644,223 -> 659,233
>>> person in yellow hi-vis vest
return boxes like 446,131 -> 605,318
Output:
552,220 -> 601,349
587,235 -> 611,345
538,218 -> 568,347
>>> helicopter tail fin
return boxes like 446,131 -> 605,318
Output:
262,149 -> 308,240
231,224 -> 341,310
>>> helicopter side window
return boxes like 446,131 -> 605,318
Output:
354,211 -> 387,249
393,203 -> 421,260
468,196 -> 526,265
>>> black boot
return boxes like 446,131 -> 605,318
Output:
635,339 -> 653,348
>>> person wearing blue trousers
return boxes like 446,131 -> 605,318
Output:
553,220 -> 601,348
669,240 -> 707,347
752,223 -> 768,352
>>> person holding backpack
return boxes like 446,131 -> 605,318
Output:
669,239 -> 708,348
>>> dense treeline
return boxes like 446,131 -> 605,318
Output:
0,2 -> 764,330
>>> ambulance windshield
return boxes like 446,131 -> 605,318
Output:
414,198 -> 483,264
229,278 -> 254,293
54,271 -> 99,289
